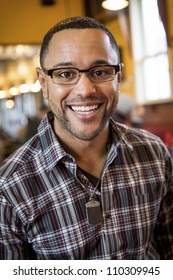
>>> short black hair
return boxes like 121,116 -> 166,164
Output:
40,16 -> 120,67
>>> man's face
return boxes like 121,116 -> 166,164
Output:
37,29 -> 121,141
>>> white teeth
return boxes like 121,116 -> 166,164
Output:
71,105 -> 99,112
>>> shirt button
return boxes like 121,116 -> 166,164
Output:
106,213 -> 111,219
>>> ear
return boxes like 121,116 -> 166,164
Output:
36,67 -> 48,99
117,63 -> 124,83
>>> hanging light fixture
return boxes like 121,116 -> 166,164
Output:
102,0 -> 129,11
5,99 -> 15,109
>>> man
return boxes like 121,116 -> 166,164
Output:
0,16 -> 173,260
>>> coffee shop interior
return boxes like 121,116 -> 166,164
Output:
0,0 -> 173,163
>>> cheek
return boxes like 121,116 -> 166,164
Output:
104,83 -> 119,107
46,84 -> 69,104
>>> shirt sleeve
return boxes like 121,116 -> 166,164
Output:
0,195 -> 36,260
151,149 -> 173,259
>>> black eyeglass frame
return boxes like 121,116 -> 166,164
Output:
42,64 -> 121,84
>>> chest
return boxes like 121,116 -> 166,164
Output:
22,161 -> 164,259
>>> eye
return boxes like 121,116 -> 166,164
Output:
53,69 -> 77,80
92,69 -> 107,77
91,66 -> 113,78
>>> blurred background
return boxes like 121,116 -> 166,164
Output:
0,0 -> 173,162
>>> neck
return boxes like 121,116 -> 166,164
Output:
54,122 -> 110,178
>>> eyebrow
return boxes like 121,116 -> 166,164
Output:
51,60 -> 111,69
52,62 -> 73,68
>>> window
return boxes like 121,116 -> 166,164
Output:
129,0 -> 172,103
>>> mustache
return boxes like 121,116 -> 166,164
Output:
65,95 -> 106,103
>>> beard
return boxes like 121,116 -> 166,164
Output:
58,110 -> 111,141
47,93 -> 117,141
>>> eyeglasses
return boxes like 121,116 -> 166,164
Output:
42,64 -> 120,85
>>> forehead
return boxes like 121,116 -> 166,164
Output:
44,29 -> 117,67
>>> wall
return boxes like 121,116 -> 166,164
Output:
0,0 -> 84,44
106,17 -> 135,98
167,0 -> 173,40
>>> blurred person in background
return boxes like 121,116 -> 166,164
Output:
112,93 -> 145,128
16,104 -> 48,143
0,128 -> 19,164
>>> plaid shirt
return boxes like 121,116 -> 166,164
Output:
0,112 -> 173,260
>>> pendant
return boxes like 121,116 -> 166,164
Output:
86,199 -> 102,225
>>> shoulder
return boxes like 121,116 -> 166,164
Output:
111,119 -> 170,157
0,112 -> 64,192
0,134 -> 42,184
0,112 -> 54,184
127,126 -> 164,144
111,119 -> 163,143
111,120 -> 173,187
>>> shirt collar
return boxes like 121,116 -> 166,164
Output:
37,113 -> 133,172
38,112 -> 71,172
109,118 -> 133,151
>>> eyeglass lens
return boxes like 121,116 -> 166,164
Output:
51,65 -> 118,85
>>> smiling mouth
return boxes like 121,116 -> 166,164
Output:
70,104 -> 100,114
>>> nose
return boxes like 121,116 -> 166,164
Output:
73,72 -> 97,97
